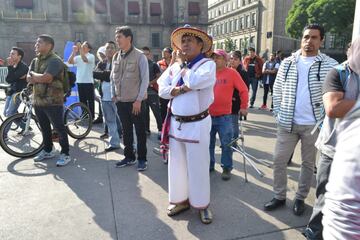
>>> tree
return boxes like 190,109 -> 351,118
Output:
224,37 -> 236,52
286,0 -> 355,40
307,0 -> 355,36
285,0 -> 312,39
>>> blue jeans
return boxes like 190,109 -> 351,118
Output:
209,115 -> 233,170
102,100 -> 121,147
231,114 -> 239,140
4,93 -> 21,117
249,77 -> 258,106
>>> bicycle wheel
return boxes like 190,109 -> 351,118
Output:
0,113 -> 44,158
64,102 -> 92,139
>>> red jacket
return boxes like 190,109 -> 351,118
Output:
209,67 -> 249,116
243,55 -> 264,79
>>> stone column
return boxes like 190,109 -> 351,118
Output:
353,0 -> 360,41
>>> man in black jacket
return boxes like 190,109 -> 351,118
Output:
4,47 -> 28,117
93,41 -> 122,151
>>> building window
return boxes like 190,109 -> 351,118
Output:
75,32 -> 84,42
150,3 -> 161,16
327,35 -> 335,49
95,0 -> 107,14
224,22 -> 228,33
244,37 -> 249,53
251,13 -> 256,26
128,1 -> 140,15
151,33 -> 161,48
245,15 -> 250,28
97,33 -> 107,45
240,17 -> 244,29
250,36 -> 255,48
242,0 -> 246,6
14,0 -> 33,9
71,0 -> 85,12
188,2 -> 200,16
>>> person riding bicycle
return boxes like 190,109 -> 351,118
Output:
27,34 -> 71,166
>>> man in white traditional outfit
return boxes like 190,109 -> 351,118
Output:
158,25 -> 216,224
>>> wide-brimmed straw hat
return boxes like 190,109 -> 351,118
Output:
171,24 -> 213,54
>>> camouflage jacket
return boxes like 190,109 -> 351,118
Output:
30,52 -> 64,106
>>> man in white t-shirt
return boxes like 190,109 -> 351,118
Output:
68,41 -> 96,119
264,24 -> 338,216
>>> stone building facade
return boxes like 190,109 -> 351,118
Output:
208,0 -> 348,61
0,0 -> 208,64
208,0 -> 296,58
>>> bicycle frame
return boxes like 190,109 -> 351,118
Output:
17,89 -> 33,135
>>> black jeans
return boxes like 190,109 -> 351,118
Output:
249,77 -> 258,106
145,94 -> 162,132
34,105 -> 69,155
263,82 -> 275,107
77,83 -> 95,119
116,101 -> 147,161
159,97 -> 169,122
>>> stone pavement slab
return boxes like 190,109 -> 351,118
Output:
0,89 -> 315,240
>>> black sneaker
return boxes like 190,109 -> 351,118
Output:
93,117 -> 103,124
115,158 -> 136,168
100,133 -> 109,139
137,160 -> 148,171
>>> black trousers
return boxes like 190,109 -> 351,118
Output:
34,105 -> 69,155
77,83 -> 95,119
263,83 -> 274,107
145,94 -> 162,132
116,101 -> 147,161
159,97 -> 169,122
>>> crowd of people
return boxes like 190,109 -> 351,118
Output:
1,22 -> 360,237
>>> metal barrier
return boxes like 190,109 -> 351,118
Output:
0,67 -> 9,90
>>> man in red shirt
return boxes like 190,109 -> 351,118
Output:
209,49 -> 249,180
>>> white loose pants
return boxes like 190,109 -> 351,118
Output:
168,116 -> 211,209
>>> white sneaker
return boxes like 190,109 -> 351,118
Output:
56,154 -> 71,167
34,149 -> 56,162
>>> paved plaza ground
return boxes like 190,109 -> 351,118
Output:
0,89 -> 315,240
